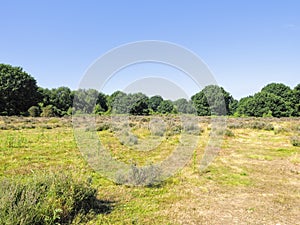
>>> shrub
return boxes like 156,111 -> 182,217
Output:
290,136 -> 300,147
183,122 -> 203,135
0,172 -> 107,225
96,123 -> 111,131
115,164 -> 161,186
249,121 -> 274,131
28,106 -> 40,117
224,129 -> 235,137
41,105 -> 59,117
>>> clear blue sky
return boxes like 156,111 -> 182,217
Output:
0,0 -> 299,100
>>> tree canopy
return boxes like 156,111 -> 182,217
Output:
191,85 -> 235,116
0,63 -> 299,118
0,64 -> 40,115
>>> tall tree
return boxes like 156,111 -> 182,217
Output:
191,85 -> 234,116
173,98 -> 196,114
292,84 -> 300,116
157,100 -> 175,114
149,95 -> 163,112
129,93 -> 149,115
0,64 -> 40,115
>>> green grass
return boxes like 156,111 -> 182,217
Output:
0,116 -> 299,224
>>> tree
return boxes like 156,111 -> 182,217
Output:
292,84 -> 300,116
157,100 -> 174,114
96,92 -> 108,113
236,92 -> 292,117
191,85 -> 234,116
109,91 -> 129,114
236,96 -> 254,116
0,64 -> 40,115
38,87 -> 74,116
73,89 -> 100,114
50,87 -> 73,115
261,83 -> 293,100
129,93 -> 149,115
173,98 -> 196,114
149,95 -> 163,112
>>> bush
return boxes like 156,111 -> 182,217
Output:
41,105 -> 60,117
115,164 -> 161,186
28,106 -> 40,117
0,172 -> 108,225
224,129 -> 235,137
96,123 -> 111,131
249,121 -> 274,131
290,136 -> 300,147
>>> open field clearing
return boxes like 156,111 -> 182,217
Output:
0,116 -> 299,224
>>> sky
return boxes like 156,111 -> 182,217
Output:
0,0 -> 299,100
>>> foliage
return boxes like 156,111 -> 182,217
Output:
157,100 -> 175,114
0,172 -> 106,225
73,89 -> 101,114
292,83 -> 300,116
0,64 -> 40,115
236,90 -> 292,117
129,93 -> 150,115
28,106 -> 41,117
173,98 -> 196,114
148,95 -> 163,112
40,105 -> 60,117
38,87 -> 74,116
191,85 -> 235,116
0,63 -> 299,118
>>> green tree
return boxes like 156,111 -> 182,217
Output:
96,92 -> 108,113
149,95 -> 163,112
157,100 -> 174,114
261,83 -> 293,100
129,93 -> 149,115
292,84 -> 300,116
38,87 -> 74,116
236,92 -> 292,117
73,89 -> 100,114
236,96 -> 254,116
0,64 -> 40,115
173,98 -> 196,114
191,85 -> 234,116
109,91 -> 128,114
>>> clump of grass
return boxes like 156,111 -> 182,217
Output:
248,121 -> 274,131
149,118 -> 166,136
96,123 -> 111,131
183,122 -> 203,135
0,172 -> 110,225
210,128 -> 234,137
120,132 -> 138,145
115,164 -> 161,186
224,129 -> 234,137
290,136 -> 300,147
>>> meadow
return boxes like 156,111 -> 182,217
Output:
0,116 -> 299,224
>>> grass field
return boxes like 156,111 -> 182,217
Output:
0,116 -> 299,224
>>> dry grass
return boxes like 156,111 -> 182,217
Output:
0,116 -> 299,224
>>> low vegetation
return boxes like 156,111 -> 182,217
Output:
0,116 -> 299,224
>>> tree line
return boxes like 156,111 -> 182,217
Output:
0,64 -> 299,117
